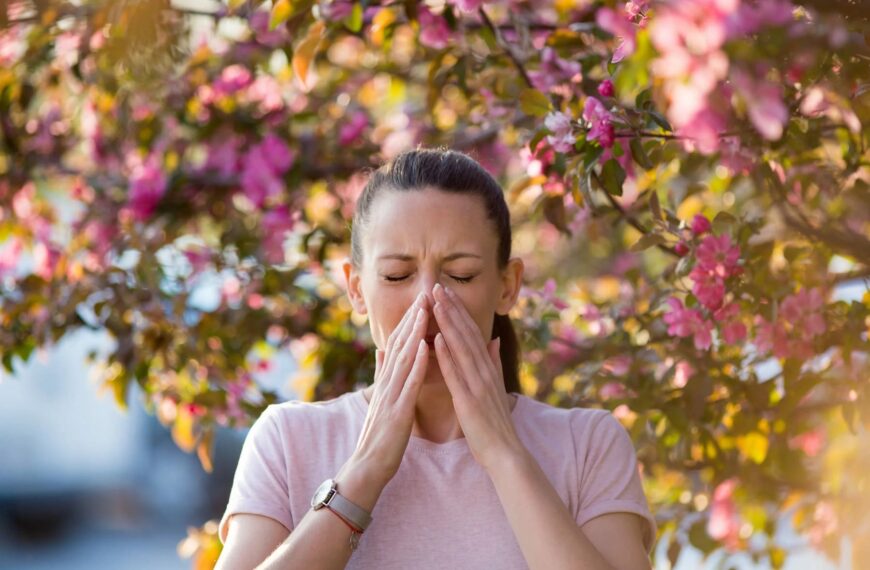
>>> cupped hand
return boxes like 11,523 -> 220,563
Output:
430,283 -> 523,471
352,291 -> 431,485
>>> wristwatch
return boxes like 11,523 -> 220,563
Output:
311,478 -> 373,548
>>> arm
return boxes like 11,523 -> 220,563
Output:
215,454 -> 387,570
486,447 -> 652,570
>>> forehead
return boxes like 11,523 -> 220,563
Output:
364,187 -> 498,261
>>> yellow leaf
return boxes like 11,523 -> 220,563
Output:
172,405 -> 198,453
519,88 -> 553,117
737,431 -> 769,464
270,0 -> 293,30
196,429 -> 214,473
292,20 -> 326,91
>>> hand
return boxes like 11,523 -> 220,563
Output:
431,283 -> 524,471
352,291 -> 431,486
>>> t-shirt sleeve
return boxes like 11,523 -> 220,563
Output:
218,405 -> 294,544
573,410 -> 657,554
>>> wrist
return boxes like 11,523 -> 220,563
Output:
333,455 -> 388,513
482,440 -> 531,475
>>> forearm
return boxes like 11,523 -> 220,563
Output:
487,448 -> 616,570
256,455 -> 385,570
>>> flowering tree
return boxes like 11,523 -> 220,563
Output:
1,0 -> 868,567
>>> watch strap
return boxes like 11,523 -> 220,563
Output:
326,483 -> 373,531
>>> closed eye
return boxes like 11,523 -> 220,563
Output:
384,275 -> 475,284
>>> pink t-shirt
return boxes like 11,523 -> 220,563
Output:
219,389 -> 656,568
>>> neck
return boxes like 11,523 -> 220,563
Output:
411,381 -> 464,443
361,373 -> 518,445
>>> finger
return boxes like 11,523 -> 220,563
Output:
382,295 -> 425,384
387,306 -> 428,402
488,337 -> 504,385
398,338 -> 429,407
384,293 -> 424,360
433,297 -> 489,385
434,332 -> 470,401
444,287 -> 493,368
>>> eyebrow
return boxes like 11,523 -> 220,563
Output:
377,252 -> 482,262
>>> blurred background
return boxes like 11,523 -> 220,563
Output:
0,326 -> 298,569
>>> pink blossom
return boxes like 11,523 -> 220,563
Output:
33,241 -> 61,280
673,360 -> 694,388
727,0 -> 794,37
708,478 -> 741,550
321,0 -> 355,21
674,242 -> 690,257
0,237 -> 23,278
602,355 -> 631,376
690,214 -> 711,235
12,182 -> 36,219
528,278 -> 570,311
663,297 -> 714,350
261,205 -> 296,264
203,132 -> 243,178
450,0 -> 484,12
545,111 -> 576,153
338,111 -> 369,146
241,150 -> 283,208
583,97 -> 615,148
754,288 -> 827,359
695,234 -> 740,278
597,79 -> 615,98
213,65 -> 253,97
418,8 -> 452,50
127,154 -> 168,221
650,1 -> 737,154
246,75 -> 285,114
731,69 -> 788,140
807,501 -> 838,549
259,133 -> 295,174
249,10 -> 290,48
690,269 -> 726,311
780,287 -> 826,337
240,135 -> 295,207
596,7 -> 638,63
600,382 -> 628,400
789,427 -> 825,457
528,48 -> 582,94
715,302 -> 747,344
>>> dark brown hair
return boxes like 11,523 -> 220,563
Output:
350,147 -> 521,394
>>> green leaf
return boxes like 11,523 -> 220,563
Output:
712,211 -> 738,235
520,88 -> 553,118
648,110 -> 672,132
629,138 -> 653,169
649,189 -> 663,220
600,159 -> 626,196
630,232 -> 665,252
343,3 -> 363,33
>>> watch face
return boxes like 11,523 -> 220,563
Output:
311,478 -> 335,508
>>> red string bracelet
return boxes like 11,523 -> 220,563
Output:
324,506 -> 363,534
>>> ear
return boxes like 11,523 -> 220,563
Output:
495,257 -> 524,316
342,257 -> 368,315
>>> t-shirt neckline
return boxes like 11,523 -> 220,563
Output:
349,388 -> 525,455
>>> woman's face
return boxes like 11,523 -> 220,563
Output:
343,186 -> 523,383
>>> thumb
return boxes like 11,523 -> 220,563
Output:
489,337 -> 503,378
375,349 -> 384,377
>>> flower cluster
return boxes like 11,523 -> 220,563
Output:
754,287 -> 827,360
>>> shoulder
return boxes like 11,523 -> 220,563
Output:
515,394 -> 614,433
515,396 -> 631,456
262,389 -> 363,436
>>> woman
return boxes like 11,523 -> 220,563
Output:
216,148 -> 656,569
